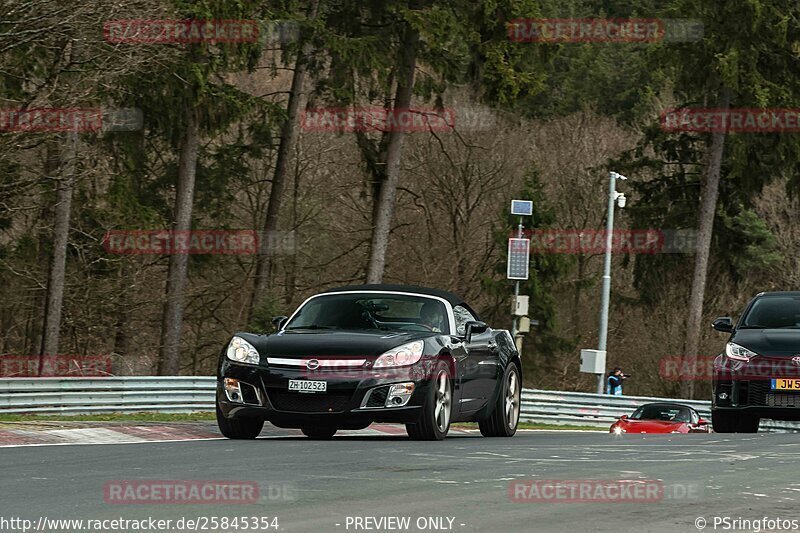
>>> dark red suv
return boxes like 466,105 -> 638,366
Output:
712,292 -> 800,432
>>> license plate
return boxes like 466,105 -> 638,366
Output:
288,379 -> 327,393
771,378 -> 800,391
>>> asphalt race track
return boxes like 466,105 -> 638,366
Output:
2,428 -> 800,533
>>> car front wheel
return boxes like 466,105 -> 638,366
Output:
479,363 -> 521,437
406,364 -> 452,441
216,403 -> 264,439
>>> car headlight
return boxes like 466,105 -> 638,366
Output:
226,336 -> 260,364
374,341 -> 424,368
725,342 -> 757,361
613,426 -> 625,435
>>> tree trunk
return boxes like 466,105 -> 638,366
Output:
681,87 -> 731,398
284,155 -> 302,306
251,0 -> 319,319
365,22 -> 420,283
39,131 -> 77,374
572,254 -> 585,336
158,106 -> 199,376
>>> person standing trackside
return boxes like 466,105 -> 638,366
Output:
607,367 -> 627,395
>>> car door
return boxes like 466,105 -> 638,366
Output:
453,305 -> 500,414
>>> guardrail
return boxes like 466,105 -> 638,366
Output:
1,378 -> 798,432
0,377 -> 215,414
519,388 -> 800,433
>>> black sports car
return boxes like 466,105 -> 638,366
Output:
216,284 -> 522,440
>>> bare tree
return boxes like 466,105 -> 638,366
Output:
365,22 -> 420,283
158,106 -> 199,376
39,131 -> 77,367
252,0 -> 320,318
681,87 -> 730,398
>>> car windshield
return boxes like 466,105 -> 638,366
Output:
741,296 -> 800,329
630,405 -> 692,422
285,293 -> 450,334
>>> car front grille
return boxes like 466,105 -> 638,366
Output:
766,393 -> 800,408
746,381 -> 800,407
747,381 -> 768,406
267,391 -> 352,413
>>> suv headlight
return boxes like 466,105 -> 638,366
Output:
725,342 -> 757,361
226,336 -> 260,364
374,341 -> 424,368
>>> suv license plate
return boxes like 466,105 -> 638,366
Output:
771,378 -> 800,391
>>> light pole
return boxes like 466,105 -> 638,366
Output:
596,171 -> 627,394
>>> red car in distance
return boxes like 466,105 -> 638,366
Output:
610,403 -> 710,434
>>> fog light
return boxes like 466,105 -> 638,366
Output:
224,378 -> 243,403
386,382 -> 414,407
718,392 -> 729,400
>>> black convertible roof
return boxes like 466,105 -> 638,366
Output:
322,284 -> 467,306
640,402 -> 696,410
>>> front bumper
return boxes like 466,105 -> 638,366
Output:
217,359 -> 433,427
713,378 -> 800,420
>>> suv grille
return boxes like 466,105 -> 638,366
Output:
766,393 -> 800,408
268,391 -> 351,413
747,381 -> 768,406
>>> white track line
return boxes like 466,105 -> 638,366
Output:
0,437 -> 227,448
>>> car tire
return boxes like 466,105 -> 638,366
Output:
216,403 -> 264,439
406,363 -> 452,441
301,426 -> 337,439
479,363 -> 521,437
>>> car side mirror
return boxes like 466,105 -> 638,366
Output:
697,418 -> 707,426
271,316 -> 288,330
711,317 -> 734,333
620,415 -> 628,420
465,321 -> 488,343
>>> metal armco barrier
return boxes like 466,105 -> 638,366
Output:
0,377 -> 215,414
519,388 -> 800,432
1,378 -> 799,432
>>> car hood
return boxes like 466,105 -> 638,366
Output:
236,329 -> 434,358
731,329 -> 800,357
618,419 -> 685,434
